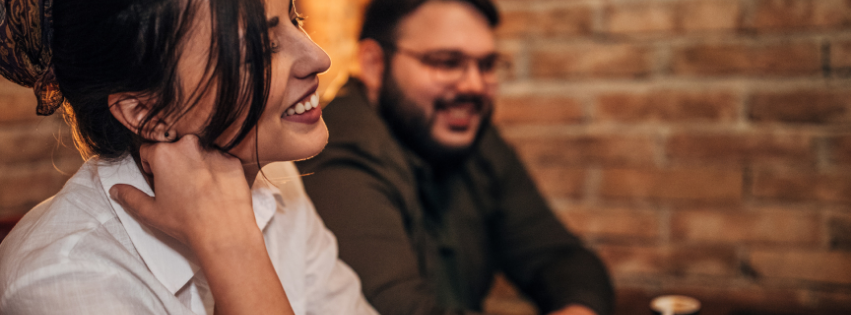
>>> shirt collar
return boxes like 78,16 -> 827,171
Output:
97,154 -> 280,294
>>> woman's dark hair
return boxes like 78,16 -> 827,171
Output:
52,0 -> 272,159
359,0 -> 500,48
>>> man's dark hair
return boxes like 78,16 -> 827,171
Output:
359,0 -> 500,48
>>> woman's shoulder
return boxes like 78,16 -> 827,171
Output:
0,159 -> 140,293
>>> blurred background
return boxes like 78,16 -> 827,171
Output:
1,0 -> 849,314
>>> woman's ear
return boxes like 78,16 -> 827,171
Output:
107,93 -> 171,142
357,39 -> 386,106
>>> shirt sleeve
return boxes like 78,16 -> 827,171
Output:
484,131 -> 615,315
298,158 -> 481,315
1,261 -> 182,315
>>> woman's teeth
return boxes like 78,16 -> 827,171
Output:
285,94 -> 319,116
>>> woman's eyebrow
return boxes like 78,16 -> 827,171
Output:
268,16 -> 280,27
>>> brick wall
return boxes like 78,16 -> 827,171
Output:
490,0 -> 851,314
0,81 -> 82,228
0,0 -> 849,314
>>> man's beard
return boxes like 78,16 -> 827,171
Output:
377,72 -> 493,167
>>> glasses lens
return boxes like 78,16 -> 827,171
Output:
419,51 -> 466,83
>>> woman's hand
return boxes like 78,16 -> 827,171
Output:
109,135 -> 256,249
109,135 -> 294,315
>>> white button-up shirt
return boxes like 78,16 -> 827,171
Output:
0,156 -> 378,315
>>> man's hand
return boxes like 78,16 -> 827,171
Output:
548,304 -> 598,315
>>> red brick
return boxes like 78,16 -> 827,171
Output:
671,207 -> 819,245
678,0 -> 741,32
750,0 -> 815,30
597,245 -> 667,276
828,211 -> 851,250
496,45 -> 520,82
0,165 -> 71,209
750,90 -> 851,124
496,10 -> 535,38
831,40 -> 851,69
827,134 -> 851,165
0,204 -> 31,220
494,95 -> 584,125
497,7 -> 593,38
482,274 -> 536,315
532,44 -> 652,79
748,0 -> 851,30
599,168 -> 742,202
752,169 -> 851,202
668,246 -> 738,277
0,80 -> 40,123
553,205 -> 661,240
814,0 -> 851,27
596,90 -> 738,123
482,297 -> 536,315
598,245 -> 737,277
749,250 -> 851,284
672,42 -> 821,76
527,167 -> 586,198
537,7 -> 594,37
606,3 -> 676,34
0,119 -> 80,164
511,134 -> 657,167
666,132 -> 814,164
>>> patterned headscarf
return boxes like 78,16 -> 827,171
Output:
0,0 -> 67,116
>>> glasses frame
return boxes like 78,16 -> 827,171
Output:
389,45 -> 510,85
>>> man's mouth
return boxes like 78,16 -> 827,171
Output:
439,102 -> 478,130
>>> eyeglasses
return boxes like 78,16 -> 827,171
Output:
393,46 -> 510,85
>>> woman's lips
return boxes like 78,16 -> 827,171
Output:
282,93 -> 321,124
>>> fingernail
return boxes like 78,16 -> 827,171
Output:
109,186 -> 119,200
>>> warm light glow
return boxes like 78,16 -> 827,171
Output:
297,0 -> 371,105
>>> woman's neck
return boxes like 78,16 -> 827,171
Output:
131,151 -> 266,192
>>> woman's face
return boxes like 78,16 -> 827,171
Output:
172,0 -> 331,166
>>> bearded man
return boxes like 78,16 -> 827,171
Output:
295,0 -> 615,314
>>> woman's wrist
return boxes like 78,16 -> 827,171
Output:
188,217 -> 266,258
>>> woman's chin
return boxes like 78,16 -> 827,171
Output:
266,124 -> 329,163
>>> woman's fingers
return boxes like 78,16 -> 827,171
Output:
138,135 -> 201,174
109,183 -> 156,221
128,134 -> 253,247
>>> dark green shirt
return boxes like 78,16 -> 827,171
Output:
296,79 -> 614,315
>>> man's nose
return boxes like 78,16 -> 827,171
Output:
454,61 -> 486,94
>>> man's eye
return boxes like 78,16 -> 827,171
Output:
424,57 -> 463,70
479,57 -> 498,73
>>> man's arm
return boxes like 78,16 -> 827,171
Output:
483,130 -> 615,315
298,157 -> 477,315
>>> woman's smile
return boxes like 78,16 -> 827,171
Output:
282,84 -> 322,124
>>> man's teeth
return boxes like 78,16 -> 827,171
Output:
285,94 -> 320,116
448,107 -> 469,118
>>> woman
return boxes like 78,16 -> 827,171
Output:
0,0 -> 377,314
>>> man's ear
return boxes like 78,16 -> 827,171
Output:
357,39 -> 386,105
107,93 -> 170,142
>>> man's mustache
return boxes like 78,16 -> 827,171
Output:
434,94 -> 491,112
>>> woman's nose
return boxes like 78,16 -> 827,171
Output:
291,33 -> 332,79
